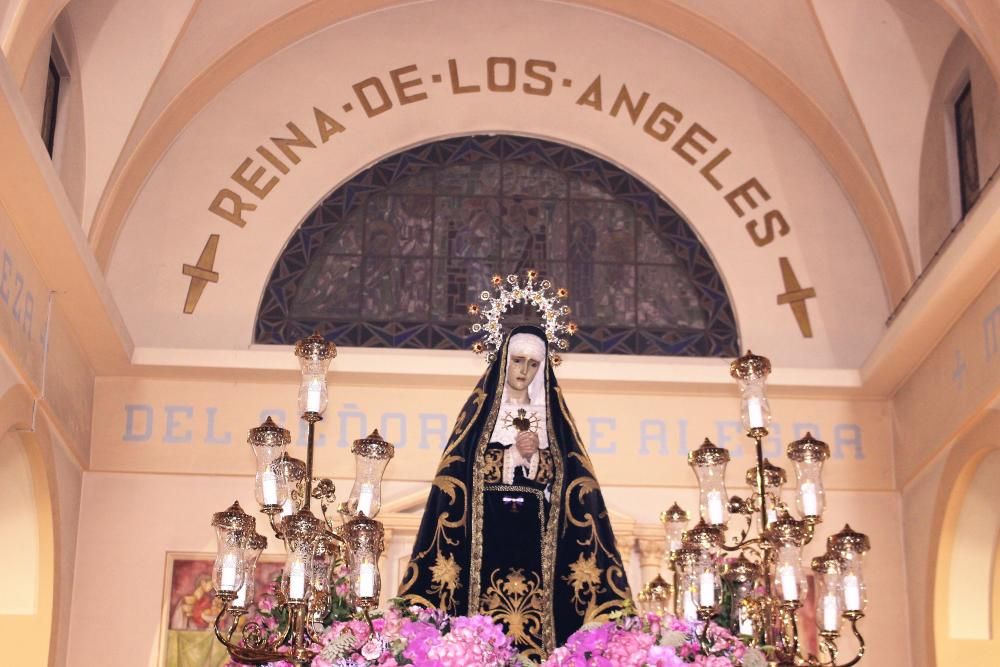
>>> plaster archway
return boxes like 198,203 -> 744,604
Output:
931,411 -> 1000,665
86,0 -> 914,303
0,387 -> 55,666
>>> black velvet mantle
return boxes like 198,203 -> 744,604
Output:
399,326 -> 631,659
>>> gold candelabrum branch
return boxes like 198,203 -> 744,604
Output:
651,351 -> 871,667
207,334 -> 394,666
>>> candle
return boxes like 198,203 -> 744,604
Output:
357,483 -> 375,516
843,574 -> 862,611
220,553 -> 240,591
698,571 -> 716,607
358,562 -> 377,598
289,561 -> 306,600
233,582 -> 248,607
821,593 -> 840,632
262,470 -> 279,505
738,608 -> 754,636
682,589 -> 698,621
747,397 -> 765,428
778,564 -> 799,601
800,481 -> 818,516
305,379 -> 323,413
281,496 -> 295,518
706,490 -> 724,524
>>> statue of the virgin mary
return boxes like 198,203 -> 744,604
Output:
399,317 -> 631,660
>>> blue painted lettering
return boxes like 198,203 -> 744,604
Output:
123,404 -> 153,442
164,405 -> 194,443
588,417 -> 616,454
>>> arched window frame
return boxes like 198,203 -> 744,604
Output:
255,135 -> 738,357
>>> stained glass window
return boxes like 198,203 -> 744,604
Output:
255,135 -> 739,356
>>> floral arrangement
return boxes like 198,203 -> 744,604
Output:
227,572 -> 762,666
542,614 -> 766,667
311,605 -> 523,667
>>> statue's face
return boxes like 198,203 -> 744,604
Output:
507,354 -> 542,392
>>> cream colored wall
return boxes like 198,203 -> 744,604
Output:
898,412 -> 1000,667
106,0 -> 890,369
918,30 -> 1000,263
0,432 -> 40,615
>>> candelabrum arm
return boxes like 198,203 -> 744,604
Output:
720,513 -> 757,552
268,512 -> 285,540
833,614 -> 866,667
213,598 -> 297,665
795,613 -> 866,667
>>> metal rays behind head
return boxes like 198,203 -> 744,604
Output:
467,270 -> 577,365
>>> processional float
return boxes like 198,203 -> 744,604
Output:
207,273 -> 871,667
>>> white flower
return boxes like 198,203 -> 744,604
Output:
658,630 -> 687,647
741,647 -> 768,667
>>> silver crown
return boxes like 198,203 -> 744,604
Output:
468,270 -> 577,365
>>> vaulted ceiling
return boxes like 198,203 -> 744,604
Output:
1,0 -> 997,376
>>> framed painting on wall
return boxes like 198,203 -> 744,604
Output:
157,552 -> 284,667
797,573 -> 819,656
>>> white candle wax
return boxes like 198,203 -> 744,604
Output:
843,574 -> 862,611
220,554 -> 239,591
262,470 -> 279,505
305,382 -> 322,413
698,572 -> 716,607
821,594 -> 840,632
358,562 -> 377,598
706,490 -> 724,524
357,484 -> 375,516
281,497 -> 295,518
747,397 -> 765,428
682,589 -> 698,621
738,609 -> 754,636
801,481 -> 819,516
289,561 -> 306,600
778,564 -> 799,601
233,582 -> 248,607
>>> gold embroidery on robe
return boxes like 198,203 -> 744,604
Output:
480,568 -> 546,662
482,448 -> 504,484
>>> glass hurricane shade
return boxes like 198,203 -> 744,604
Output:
231,533 -> 266,613
739,381 -> 771,432
294,333 -> 336,416
636,574 -> 672,617
660,502 -> 689,554
672,547 -> 702,621
724,556 -> 761,636
213,532 -> 245,595
344,430 -> 395,519
248,417 -> 291,511
828,525 -> 871,613
692,551 -> 721,610
688,439 -> 730,527
344,515 -> 384,609
281,510 -> 323,603
273,454 -> 308,519
787,433 -> 831,520
210,501 -> 253,596
730,350 -> 773,432
774,544 -> 808,602
812,554 -> 843,633
746,459 -> 786,530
